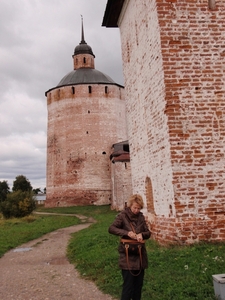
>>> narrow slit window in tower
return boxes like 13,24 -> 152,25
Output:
123,144 -> 129,152
71,87 -> 75,94
88,86 -> 92,94
83,57 -> 86,64
105,86 -> 108,94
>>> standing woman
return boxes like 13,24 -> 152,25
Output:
108,194 -> 151,300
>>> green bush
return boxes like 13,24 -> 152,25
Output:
1,190 -> 36,219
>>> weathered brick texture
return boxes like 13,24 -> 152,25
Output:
111,161 -> 132,210
117,0 -> 225,244
46,84 -> 126,207
45,39 -> 127,207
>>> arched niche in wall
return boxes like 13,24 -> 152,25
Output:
145,176 -> 155,214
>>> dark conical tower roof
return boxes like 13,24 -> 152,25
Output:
45,15 -> 124,95
74,16 -> 95,57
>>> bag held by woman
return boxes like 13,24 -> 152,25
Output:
120,238 -> 144,255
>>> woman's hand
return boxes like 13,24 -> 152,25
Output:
136,233 -> 143,242
128,231 -> 137,239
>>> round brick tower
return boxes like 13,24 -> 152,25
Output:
45,20 -> 126,207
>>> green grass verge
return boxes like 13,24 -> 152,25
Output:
1,205 -> 225,299
65,206 -> 225,300
0,212 -> 80,257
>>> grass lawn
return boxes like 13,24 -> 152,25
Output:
1,205 -> 225,299
0,212 -> 80,257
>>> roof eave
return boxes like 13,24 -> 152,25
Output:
102,0 -> 125,28
45,82 -> 124,96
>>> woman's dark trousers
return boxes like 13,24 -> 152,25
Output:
121,269 -> 144,300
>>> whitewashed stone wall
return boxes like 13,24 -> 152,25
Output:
115,0 -> 225,243
119,0 -> 174,217
111,161 -> 132,211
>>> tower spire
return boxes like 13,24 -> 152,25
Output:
80,15 -> 86,45
73,15 -> 95,60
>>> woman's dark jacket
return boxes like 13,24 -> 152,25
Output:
108,207 -> 151,270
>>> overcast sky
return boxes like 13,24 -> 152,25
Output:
0,0 -> 123,191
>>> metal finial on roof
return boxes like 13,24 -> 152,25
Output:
74,15 -> 95,57
80,15 -> 87,45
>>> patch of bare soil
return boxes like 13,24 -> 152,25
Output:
0,219 -> 115,300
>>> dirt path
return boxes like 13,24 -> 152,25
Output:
0,216 -> 115,300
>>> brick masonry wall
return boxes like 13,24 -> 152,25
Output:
118,0 -> 225,243
46,83 -> 127,207
111,161 -> 132,211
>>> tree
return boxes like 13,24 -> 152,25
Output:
33,188 -> 41,194
1,190 -> 36,219
12,175 -> 32,192
0,181 -> 10,203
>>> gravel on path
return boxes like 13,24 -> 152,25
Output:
0,221 -> 115,300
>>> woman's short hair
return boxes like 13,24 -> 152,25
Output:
127,194 -> 144,209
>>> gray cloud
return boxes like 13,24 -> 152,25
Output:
0,0 -> 123,190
